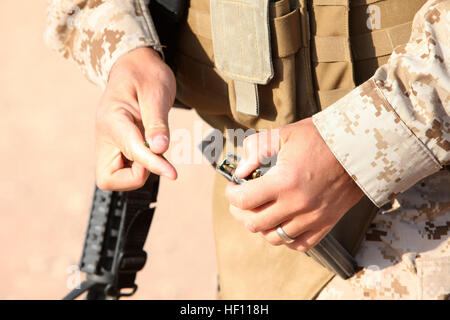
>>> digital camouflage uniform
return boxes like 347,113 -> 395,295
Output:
45,0 -> 449,299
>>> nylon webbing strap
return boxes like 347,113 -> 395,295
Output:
317,87 -> 352,108
271,8 -> 303,57
183,4 -> 302,58
63,175 -> 160,300
352,22 -> 413,61
234,80 -> 260,116
312,36 -> 352,62
270,0 -> 290,18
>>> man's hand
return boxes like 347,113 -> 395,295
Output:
225,118 -> 364,252
95,47 -> 177,191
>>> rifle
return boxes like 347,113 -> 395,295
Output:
63,174 -> 160,300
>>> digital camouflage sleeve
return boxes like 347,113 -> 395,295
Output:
314,0 -> 449,299
312,0 -> 449,208
45,0 -> 162,88
45,0 -> 449,299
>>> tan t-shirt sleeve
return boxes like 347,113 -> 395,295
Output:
44,0 -> 162,88
312,0 -> 449,207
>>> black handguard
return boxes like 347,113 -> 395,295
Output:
62,174 -> 160,300
216,153 -> 358,280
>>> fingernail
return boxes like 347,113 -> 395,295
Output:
163,170 -> 176,180
149,135 -> 169,153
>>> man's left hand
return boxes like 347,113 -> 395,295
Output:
225,118 -> 364,252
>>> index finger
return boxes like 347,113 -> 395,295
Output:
235,130 -> 280,178
115,119 -> 177,180
128,132 -> 177,180
225,169 -> 279,210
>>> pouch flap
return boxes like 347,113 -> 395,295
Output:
210,0 -> 274,85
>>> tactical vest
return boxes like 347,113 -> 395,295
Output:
172,0 -> 426,298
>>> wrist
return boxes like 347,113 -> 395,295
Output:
108,47 -> 163,83
299,118 -> 365,202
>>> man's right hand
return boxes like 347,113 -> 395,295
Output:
95,47 -> 177,191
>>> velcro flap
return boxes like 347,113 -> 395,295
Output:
210,0 -> 274,85
234,80 -> 259,116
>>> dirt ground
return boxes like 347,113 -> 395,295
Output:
0,0 -> 217,299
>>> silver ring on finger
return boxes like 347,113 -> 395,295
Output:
276,225 -> 296,244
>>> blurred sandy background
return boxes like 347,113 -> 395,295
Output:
0,0 -> 217,299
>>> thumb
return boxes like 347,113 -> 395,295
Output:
138,84 -> 174,155
235,129 -> 281,178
